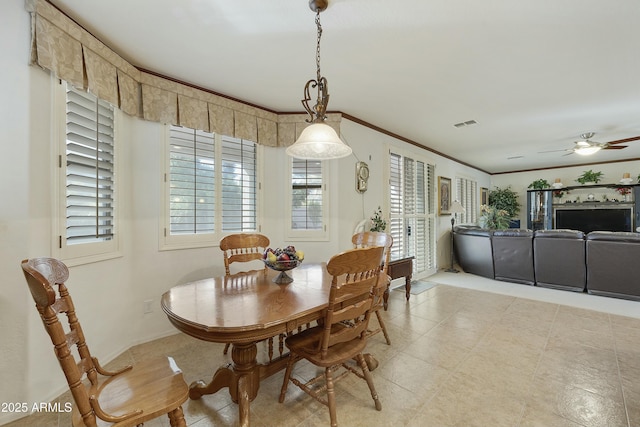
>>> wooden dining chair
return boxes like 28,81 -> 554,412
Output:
219,233 -> 273,355
279,246 -> 384,427
220,232 -> 270,276
21,258 -> 189,427
352,231 -> 393,345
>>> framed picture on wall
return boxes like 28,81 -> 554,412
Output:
438,176 -> 452,215
481,187 -> 489,206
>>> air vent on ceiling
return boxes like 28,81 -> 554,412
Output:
453,120 -> 478,128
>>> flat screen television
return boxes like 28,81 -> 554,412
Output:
554,207 -> 633,233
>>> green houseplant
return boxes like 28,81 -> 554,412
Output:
576,170 -> 603,185
479,205 -> 510,230
527,179 -> 551,190
488,186 -> 520,218
369,207 -> 387,232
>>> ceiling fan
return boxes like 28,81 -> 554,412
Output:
540,132 -> 640,156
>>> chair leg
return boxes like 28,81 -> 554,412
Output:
325,366 -> 338,427
279,353 -> 297,403
356,354 -> 382,411
223,343 -> 230,355
168,406 -> 187,427
375,310 -> 391,345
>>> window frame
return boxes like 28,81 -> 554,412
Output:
52,79 -> 122,266
285,157 -> 329,242
160,125 -> 263,251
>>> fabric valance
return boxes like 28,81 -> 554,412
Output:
25,0 -> 340,147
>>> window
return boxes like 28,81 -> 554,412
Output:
54,81 -> 120,263
162,125 -> 259,249
455,177 -> 478,224
221,136 -> 257,231
389,151 -> 436,276
168,126 -> 215,235
287,157 -> 327,240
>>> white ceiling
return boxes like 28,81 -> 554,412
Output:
49,0 -> 640,174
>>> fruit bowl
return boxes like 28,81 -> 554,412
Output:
263,259 -> 302,284
262,246 -> 304,284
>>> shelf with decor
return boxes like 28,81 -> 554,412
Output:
526,183 -> 639,232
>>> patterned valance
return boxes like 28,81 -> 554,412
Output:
25,0 -> 340,147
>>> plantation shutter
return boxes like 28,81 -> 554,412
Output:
65,85 -> 115,244
168,126 -> 215,234
455,177 -> 478,224
221,136 -> 257,231
389,153 -> 404,260
426,163 -> 436,271
388,151 -> 436,274
291,158 -> 323,230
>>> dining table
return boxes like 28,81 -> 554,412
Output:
161,263 -> 333,427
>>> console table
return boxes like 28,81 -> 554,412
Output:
387,256 -> 413,306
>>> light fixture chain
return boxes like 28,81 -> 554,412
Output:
315,10 -> 322,82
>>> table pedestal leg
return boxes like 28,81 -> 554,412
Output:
189,342 -> 260,427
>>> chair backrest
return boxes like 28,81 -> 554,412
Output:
21,258 -> 101,426
219,233 -> 270,276
319,246 -> 385,359
351,231 -> 393,274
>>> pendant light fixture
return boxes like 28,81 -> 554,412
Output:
286,0 -> 352,160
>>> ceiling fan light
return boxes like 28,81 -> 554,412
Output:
574,144 -> 602,155
286,123 -> 352,159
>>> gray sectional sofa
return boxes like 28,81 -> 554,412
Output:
453,225 -> 640,301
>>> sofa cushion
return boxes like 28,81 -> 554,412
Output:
453,226 -> 494,279
492,229 -> 535,285
533,229 -> 586,292
586,231 -> 640,300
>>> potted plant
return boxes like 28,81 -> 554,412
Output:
369,207 -> 387,232
576,170 -> 603,185
553,189 -> 568,200
528,179 -> 551,190
479,205 -> 510,230
488,186 -> 521,219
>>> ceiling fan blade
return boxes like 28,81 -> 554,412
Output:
538,148 -> 570,153
562,151 -> 575,156
603,145 -> 627,150
606,136 -> 640,145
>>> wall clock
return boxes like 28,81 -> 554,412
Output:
356,161 -> 369,193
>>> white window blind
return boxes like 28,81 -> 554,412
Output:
389,151 -> 436,275
166,126 -> 258,246
455,177 -> 478,224
291,158 -> 324,231
221,136 -> 257,231
168,126 -> 215,234
64,85 -> 115,245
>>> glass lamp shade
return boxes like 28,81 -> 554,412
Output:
574,141 -> 602,156
574,145 -> 602,156
286,123 -> 352,160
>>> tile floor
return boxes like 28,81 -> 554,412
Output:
5,270 -> 640,427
